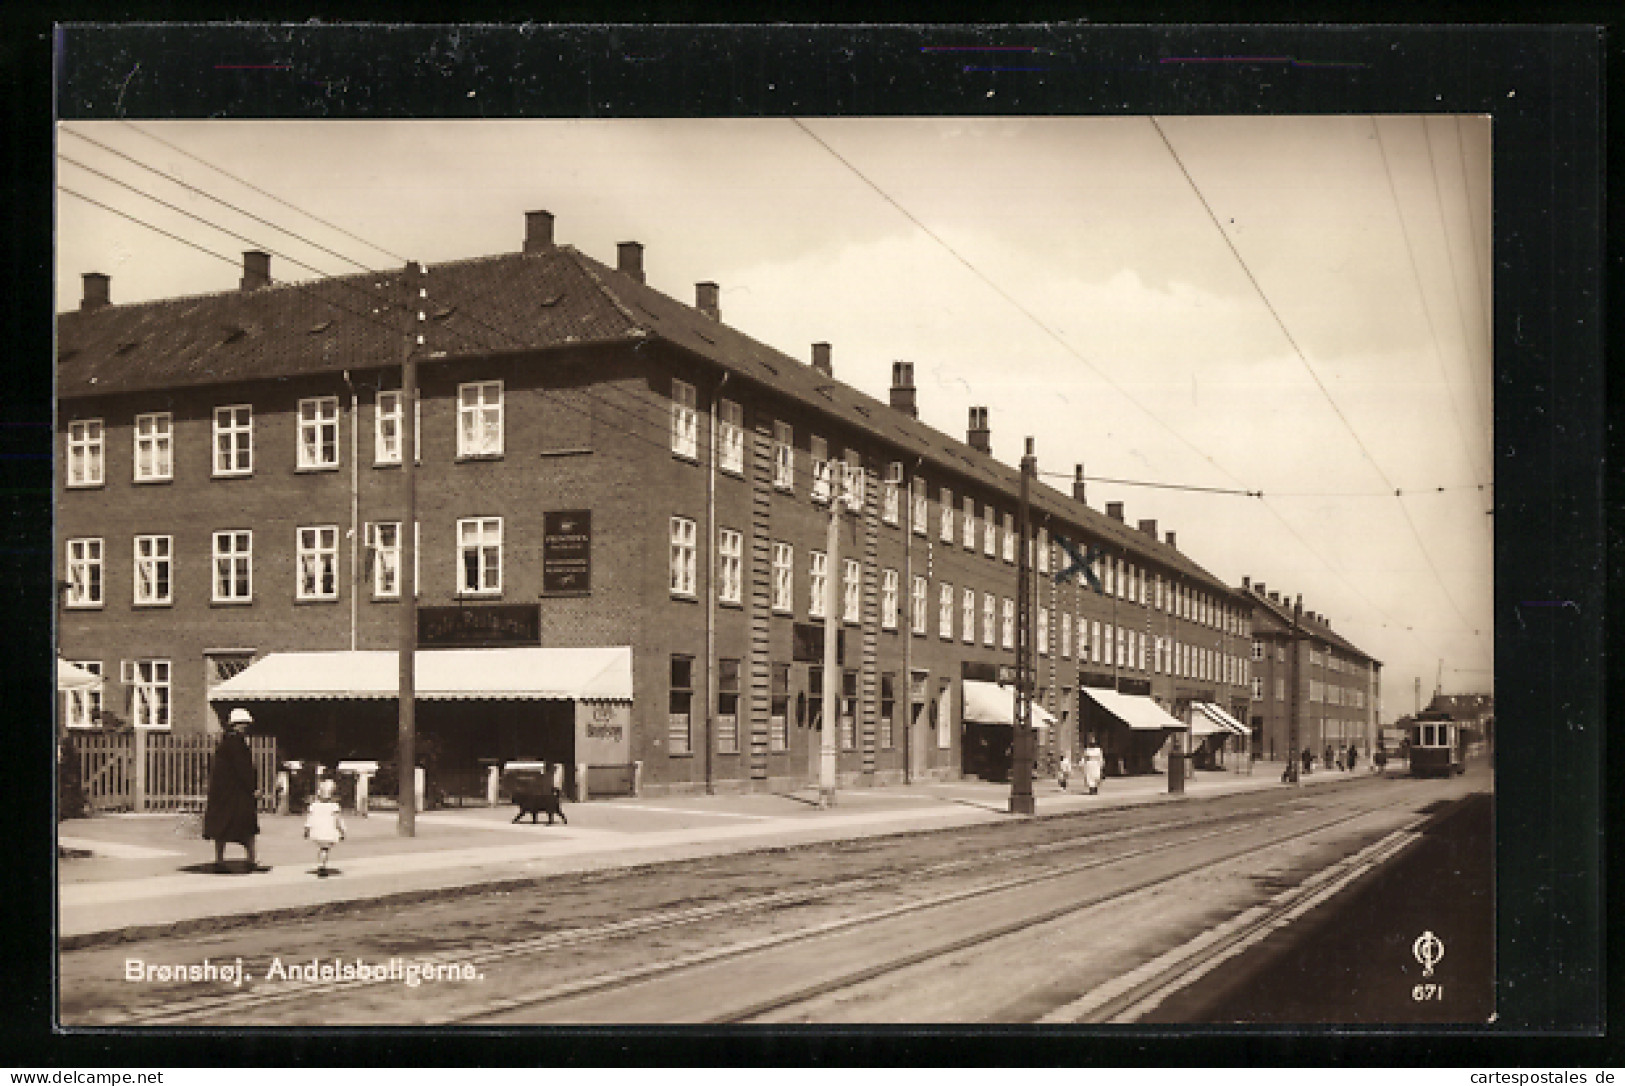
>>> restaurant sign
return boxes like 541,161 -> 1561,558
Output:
542,510 -> 592,596
419,604 -> 541,648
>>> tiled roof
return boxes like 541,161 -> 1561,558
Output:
58,244 -> 1233,591
1242,586 -> 1380,666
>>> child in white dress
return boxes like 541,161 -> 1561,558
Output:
303,778 -> 346,875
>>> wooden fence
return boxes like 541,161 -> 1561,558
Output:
71,731 -> 277,812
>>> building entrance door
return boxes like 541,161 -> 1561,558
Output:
909,670 -> 929,779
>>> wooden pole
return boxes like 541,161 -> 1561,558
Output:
397,262 -> 422,836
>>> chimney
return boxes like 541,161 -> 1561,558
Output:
1269,590 -> 1280,603
240,251 -> 271,291
811,342 -> 832,377
1138,518 -> 1158,539
889,361 -> 918,417
967,407 -> 990,453
1164,530 -> 1177,549
1242,575 -> 1251,591
696,282 -> 720,321
1255,581 -> 1266,596
524,210 -> 555,252
1105,501 -> 1124,522
617,241 -> 644,284
1072,464 -> 1087,505
1294,594 -> 1304,621
80,272 -> 110,312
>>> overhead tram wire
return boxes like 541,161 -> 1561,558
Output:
116,120 -> 410,265
790,115 -> 1478,654
1149,115 -> 1488,645
1452,116 -> 1494,354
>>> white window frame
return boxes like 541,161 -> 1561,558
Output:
374,391 -> 420,465
809,550 -> 827,618
718,398 -> 745,475
133,412 -> 173,482
296,525 -> 340,601
1061,612 -> 1072,658
984,505 -> 998,557
718,527 -> 743,604
842,558 -> 861,624
67,419 -> 104,487
65,537 -> 103,608
938,582 -> 954,640
962,496 -> 976,550
842,455 -> 865,512
881,479 -> 900,526
1002,512 -> 1015,563
457,380 -> 504,458
912,479 -> 929,536
983,592 -> 996,647
810,436 -> 831,504
131,659 -> 171,730
132,534 -> 172,606
64,660 -> 102,729
1276,677 -> 1286,701
1037,528 -> 1050,574
962,588 -> 976,645
773,421 -> 794,491
1001,597 -> 1015,650
670,516 -> 698,598
213,405 -> 253,477
940,487 -> 954,543
367,522 -> 400,600
771,541 -> 794,614
671,379 -> 699,460
1252,676 -> 1264,700
911,574 -> 928,635
456,516 -> 504,597
881,568 -> 899,631
297,396 -> 341,470
212,530 -> 253,603
1037,606 -> 1049,655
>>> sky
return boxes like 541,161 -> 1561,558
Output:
55,116 -> 1495,720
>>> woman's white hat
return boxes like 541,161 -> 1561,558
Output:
228,707 -> 253,725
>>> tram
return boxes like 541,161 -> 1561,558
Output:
1408,710 -> 1465,777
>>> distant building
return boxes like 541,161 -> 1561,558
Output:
1239,579 -> 1382,761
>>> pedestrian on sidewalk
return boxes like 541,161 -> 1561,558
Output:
303,778 -> 347,875
1081,737 -> 1105,796
203,707 -> 260,872
1346,744 -> 1359,773
1057,749 -> 1073,790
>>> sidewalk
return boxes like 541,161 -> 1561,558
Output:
59,758 -> 1377,942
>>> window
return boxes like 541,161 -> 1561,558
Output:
1154,635 -> 1165,674
64,660 -> 102,729
811,436 -> 831,503
457,381 -> 504,458
1252,676 -> 1264,700
1276,677 -> 1286,701
718,528 -> 743,604
717,658 -> 741,754
1155,575 -> 1164,611
1001,598 -> 1015,649
843,558 -> 861,624
771,541 -> 794,613
670,517 -> 698,598
1038,527 -> 1050,574
213,405 -> 252,476
962,496 -> 976,549
365,523 -> 399,600
64,538 -> 102,607
912,479 -> 928,535
1252,640 -> 1264,661
840,670 -> 858,750
940,487 -> 954,543
133,535 -> 172,605
1277,645 -> 1286,663
983,592 -> 996,647
880,673 -> 896,749
770,663 -> 790,752
1105,624 -> 1116,669
374,391 -> 422,464
131,659 -> 171,730
669,656 -> 694,755
457,517 -> 502,595
963,588 -> 976,644
717,399 -> 744,475
133,412 -> 173,481
881,478 -> 900,526
1002,512 -> 1015,562
212,530 -> 253,602
911,575 -> 928,635
881,568 -> 899,630
1091,620 -> 1102,664
939,583 -> 955,640
297,397 -> 340,469
842,453 -> 864,511
671,379 -> 698,459
67,420 -> 104,487
1038,607 -> 1049,655
1103,558 -> 1114,597
984,505 -> 997,557
1061,612 -> 1072,658
297,526 -> 340,600
773,421 -> 794,490
809,550 -> 827,617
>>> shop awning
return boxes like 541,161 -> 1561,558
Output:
208,647 -> 633,703
1079,687 -> 1184,731
1194,701 -> 1249,736
57,659 -> 102,692
962,679 -> 1055,729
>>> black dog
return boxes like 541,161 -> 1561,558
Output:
511,787 -> 567,825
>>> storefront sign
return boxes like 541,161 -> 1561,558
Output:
418,604 -> 541,648
542,510 -> 592,596
577,701 -> 630,764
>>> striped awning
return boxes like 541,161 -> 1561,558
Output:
207,647 -> 633,702
1194,701 -> 1249,736
1079,686 -> 1184,731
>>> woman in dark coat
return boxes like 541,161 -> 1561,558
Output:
204,707 -> 260,870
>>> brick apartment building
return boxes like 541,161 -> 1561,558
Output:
1240,578 -> 1382,764
57,209 -> 1257,798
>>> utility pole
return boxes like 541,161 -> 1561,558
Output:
818,463 -> 843,808
1285,596 -> 1303,785
1010,438 -> 1036,815
397,261 -> 424,837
